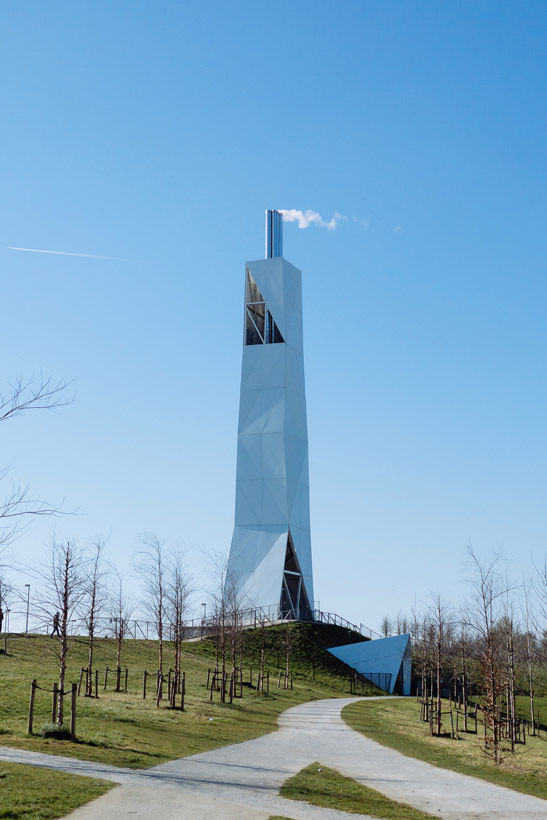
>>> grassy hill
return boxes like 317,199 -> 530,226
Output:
344,698 -> 547,800
0,622 -> 378,769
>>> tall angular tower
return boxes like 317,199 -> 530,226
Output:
227,210 -> 314,618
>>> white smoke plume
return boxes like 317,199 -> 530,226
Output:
279,209 -> 344,231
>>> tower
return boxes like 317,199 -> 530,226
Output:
226,210 -> 314,618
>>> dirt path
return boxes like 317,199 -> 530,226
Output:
1,696 -> 545,819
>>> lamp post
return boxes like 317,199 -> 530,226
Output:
200,602 -> 206,639
24,584 -> 30,634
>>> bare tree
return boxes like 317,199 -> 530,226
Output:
31,538 -> 86,726
429,595 -> 451,736
0,575 -> 11,636
500,584 -> 518,752
165,550 -> 191,700
380,616 -> 393,638
135,534 -> 166,698
111,571 -> 133,691
208,552 -> 246,702
520,579 -> 539,734
409,605 -> 425,696
82,536 -> 110,695
463,548 -> 508,764
284,624 -> 292,685
0,477 -> 64,550
457,625 -> 470,729
256,609 -> 271,683
225,568 -> 246,673
0,374 -> 72,549
533,556 -> 547,624
396,611 -> 409,635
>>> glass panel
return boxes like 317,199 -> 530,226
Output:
246,269 -> 263,304
285,572 -> 300,607
284,536 -> 299,573
280,577 -> 292,616
273,320 -> 284,344
247,302 -> 265,337
245,308 -> 263,345
244,268 -> 284,345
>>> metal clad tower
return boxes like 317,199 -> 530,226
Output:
227,210 -> 313,617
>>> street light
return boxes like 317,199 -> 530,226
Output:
200,602 -> 207,641
24,584 -> 30,634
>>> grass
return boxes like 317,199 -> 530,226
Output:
0,625 -> 380,820
279,762 -> 435,819
0,625 -> 380,770
0,761 -> 113,819
469,694 -> 547,727
515,695 -> 547,726
343,698 -> 547,800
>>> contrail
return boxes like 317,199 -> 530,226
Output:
8,246 -> 133,261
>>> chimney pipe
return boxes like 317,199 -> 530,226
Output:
265,209 -> 283,258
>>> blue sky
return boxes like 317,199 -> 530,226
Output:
2,1 -> 546,630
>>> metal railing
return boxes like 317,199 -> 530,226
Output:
2,603 -> 383,642
179,602 -> 383,641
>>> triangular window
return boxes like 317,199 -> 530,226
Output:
279,531 -> 311,620
245,269 -> 284,346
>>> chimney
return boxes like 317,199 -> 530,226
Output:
265,209 -> 283,258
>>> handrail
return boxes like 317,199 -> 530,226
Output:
5,602 -> 384,642
181,602 -> 383,641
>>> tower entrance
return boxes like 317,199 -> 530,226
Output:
279,531 -> 311,620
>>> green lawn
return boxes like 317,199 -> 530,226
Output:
515,695 -> 547,726
0,626 -> 372,770
279,763 -> 435,819
343,698 -> 547,800
0,626 -> 378,820
0,761 -> 113,820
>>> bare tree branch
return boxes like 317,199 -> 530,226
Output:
0,374 -> 74,423
0,374 -> 74,550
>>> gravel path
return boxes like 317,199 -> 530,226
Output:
1,696 -> 545,820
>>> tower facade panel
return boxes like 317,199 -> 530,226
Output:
227,246 -> 314,617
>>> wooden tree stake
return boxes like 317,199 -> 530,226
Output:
28,679 -> 36,734
70,683 -> 77,739
52,682 -> 58,724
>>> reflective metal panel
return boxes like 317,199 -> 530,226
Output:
265,209 -> 283,258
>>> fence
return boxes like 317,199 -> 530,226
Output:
350,670 -> 391,694
2,613 -> 158,641
464,697 -> 546,735
27,679 -> 77,738
180,602 -> 383,641
3,603 -> 383,643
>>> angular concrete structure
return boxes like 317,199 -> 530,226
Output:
226,211 -> 313,618
328,634 -> 412,694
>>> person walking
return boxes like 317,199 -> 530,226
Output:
50,611 -> 60,638
0,606 -> 3,634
